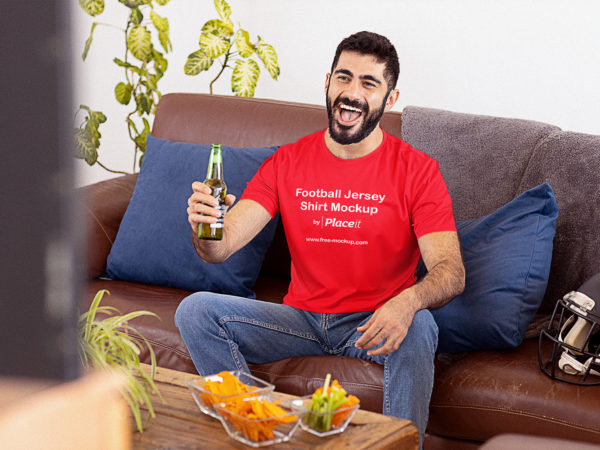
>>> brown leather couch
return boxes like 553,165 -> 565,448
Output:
81,93 -> 600,448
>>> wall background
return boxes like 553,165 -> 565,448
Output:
72,0 -> 600,186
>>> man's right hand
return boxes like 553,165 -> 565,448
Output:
186,183 -> 272,264
187,181 -> 236,233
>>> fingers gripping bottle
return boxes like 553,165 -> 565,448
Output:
198,144 -> 227,240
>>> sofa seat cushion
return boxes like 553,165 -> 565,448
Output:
428,339 -> 600,444
84,280 -> 196,374
84,276 -> 291,375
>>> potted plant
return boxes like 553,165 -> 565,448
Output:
76,0 -> 173,172
79,289 -> 162,432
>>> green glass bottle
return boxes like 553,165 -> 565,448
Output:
198,144 -> 227,240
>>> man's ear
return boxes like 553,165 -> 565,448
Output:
325,73 -> 331,93
384,89 -> 400,112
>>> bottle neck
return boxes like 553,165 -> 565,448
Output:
206,146 -> 223,180
208,161 -> 223,179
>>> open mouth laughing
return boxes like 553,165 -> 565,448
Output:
335,99 -> 367,127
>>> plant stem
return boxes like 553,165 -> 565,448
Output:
96,161 -> 130,175
209,49 -> 231,95
94,22 -> 126,33
127,111 -> 139,171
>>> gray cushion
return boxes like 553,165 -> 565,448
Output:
518,130 -> 600,313
401,106 -> 559,221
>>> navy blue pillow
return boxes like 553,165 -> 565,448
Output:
106,135 -> 278,298
431,183 -> 558,353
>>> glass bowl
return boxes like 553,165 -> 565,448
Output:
186,371 -> 275,419
214,395 -> 300,447
290,395 -> 360,437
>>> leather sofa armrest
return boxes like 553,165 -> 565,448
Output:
78,174 -> 138,279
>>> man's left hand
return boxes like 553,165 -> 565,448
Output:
354,294 -> 417,356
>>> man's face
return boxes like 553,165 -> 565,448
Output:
326,50 -> 392,145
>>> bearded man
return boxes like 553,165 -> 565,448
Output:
176,31 -> 465,449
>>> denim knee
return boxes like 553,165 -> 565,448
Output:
174,292 -> 210,332
407,309 -> 439,355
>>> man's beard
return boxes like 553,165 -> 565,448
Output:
326,88 -> 388,145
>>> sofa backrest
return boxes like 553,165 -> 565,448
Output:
152,93 -> 403,147
517,131 -> 600,313
401,106 -> 600,314
151,94 -> 600,314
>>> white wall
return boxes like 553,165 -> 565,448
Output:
72,0 -> 600,186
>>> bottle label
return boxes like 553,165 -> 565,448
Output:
210,204 -> 225,229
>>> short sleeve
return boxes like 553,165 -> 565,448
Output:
240,152 -> 280,218
410,158 -> 457,238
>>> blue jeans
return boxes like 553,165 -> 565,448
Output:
175,292 -> 438,448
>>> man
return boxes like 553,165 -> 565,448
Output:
176,31 -> 465,447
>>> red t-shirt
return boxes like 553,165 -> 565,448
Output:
241,129 -> 456,313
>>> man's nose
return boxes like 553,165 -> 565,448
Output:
343,79 -> 362,99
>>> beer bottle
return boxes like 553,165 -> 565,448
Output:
198,144 -> 227,240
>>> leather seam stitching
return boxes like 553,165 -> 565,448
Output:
430,404 -> 600,433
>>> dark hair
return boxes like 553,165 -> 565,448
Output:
331,31 -> 400,90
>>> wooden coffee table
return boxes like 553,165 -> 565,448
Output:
133,365 -> 419,449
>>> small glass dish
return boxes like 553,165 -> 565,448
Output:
186,371 -> 275,419
290,395 -> 360,437
214,395 -> 300,447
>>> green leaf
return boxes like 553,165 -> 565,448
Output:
113,57 -> 142,75
231,59 -> 260,97
127,25 -> 152,62
145,75 -> 157,90
127,117 -> 140,136
82,22 -> 98,61
152,49 -> 168,75
74,128 -> 99,165
130,7 -> 143,25
142,117 -> 151,134
150,10 -> 169,32
155,90 -> 163,108
155,0 -> 170,4
82,290 -> 104,340
201,19 -> 233,39
184,49 -> 213,75
134,127 -> 149,152
199,31 -> 230,59
256,37 -> 280,80
79,105 -> 106,131
89,110 -> 107,125
235,29 -> 254,58
114,82 -> 132,105
113,57 -> 128,68
79,0 -> 104,16
136,93 -> 151,115
76,118 -> 102,164
158,30 -> 172,53
214,0 -> 233,27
